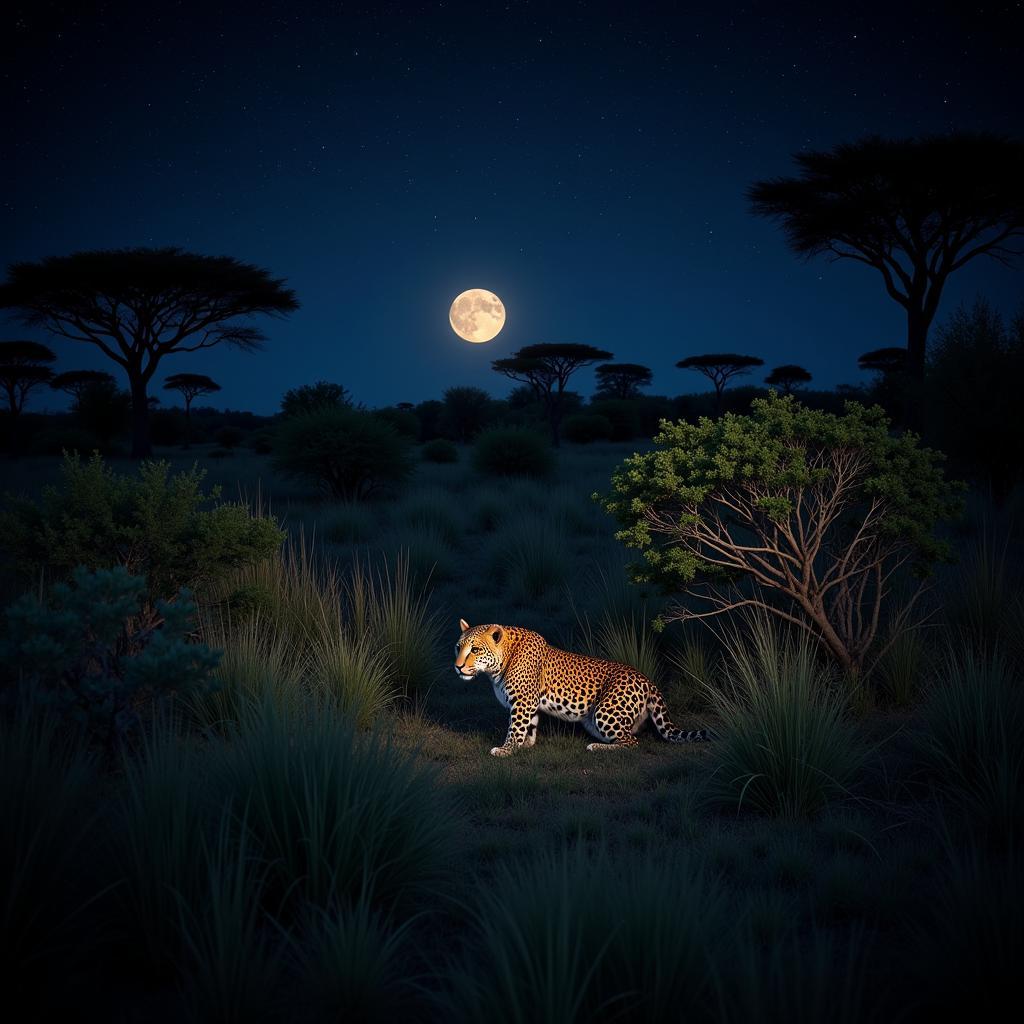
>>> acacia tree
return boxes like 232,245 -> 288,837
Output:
0,248 -> 299,456
493,343 -> 612,446
765,364 -> 812,395
280,380 -> 351,417
676,353 -> 764,415
594,363 -> 653,400
0,340 -> 56,416
858,347 -> 907,375
749,133 -> 1024,383
50,369 -> 116,406
164,372 -> 222,447
600,394 -> 962,678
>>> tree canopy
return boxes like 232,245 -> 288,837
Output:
280,380 -> 352,417
0,339 -> 56,415
749,133 -> 1024,384
163,373 -> 222,409
50,369 -> 117,404
676,353 -> 764,414
493,343 -> 612,446
764,364 -> 812,394
0,247 -> 298,455
858,348 -> 907,375
594,362 -> 653,400
599,394 -> 962,676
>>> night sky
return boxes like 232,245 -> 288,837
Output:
4,1 -> 1022,414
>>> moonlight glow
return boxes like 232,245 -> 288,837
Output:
449,289 -> 506,343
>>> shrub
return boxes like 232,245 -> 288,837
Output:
27,425 -> 102,456
272,407 -> 413,500
248,428 -> 274,454
149,407 -> 188,446
0,452 -> 285,602
214,426 -> 244,449
473,428 -> 553,479
372,406 -> 420,440
2,566 -> 220,747
421,438 -> 458,463
706,614 -> 864,818
562,413 -> 612,444
588,399 -> 642,440
280,381 -> 351,417
75,379 -> 131,447
442,385 -> 493,442
601,394 -> 963,677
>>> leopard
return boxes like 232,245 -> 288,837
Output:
454,618 -> 711,756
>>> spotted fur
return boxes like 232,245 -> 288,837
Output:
454,618 -> 711,756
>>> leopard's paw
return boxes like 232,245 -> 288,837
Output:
489,745 -> 513,757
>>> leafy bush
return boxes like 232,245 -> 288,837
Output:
442,385 -> 493,442
601,394 -> 963,676
272,407 -> 413,500
562,413 -> 612,444
280,380 -> 351,417
214,425 -> 244,449
2,566 -> 220,747
0,452 -> 285,601
372,406 -> 420,439
588,398 -> 642,440
473,427 -> 553,479
706,614 -> 864,818
421,438 -> 458,463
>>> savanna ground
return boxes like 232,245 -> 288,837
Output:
3,438 -> 1023,1023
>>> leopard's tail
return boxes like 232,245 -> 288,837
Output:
647,686 -> 712,743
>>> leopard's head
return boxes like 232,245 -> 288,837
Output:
454,618 -> 506,680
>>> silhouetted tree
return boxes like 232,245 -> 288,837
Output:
857,347 -> 911,426
77,379 -> 132,448
442,386 -> 492,442
0,248 -> 298,456
858,348 -> 907,375
0,340 -> 56,417
493,343 -> 613,446
164,373 -> 222,447
765,364 -> 812,395
927,298 -> 1024,501
749,133 -> 1024,385
280,380 -> 351,417
594,363 -> 653,400
50,369 -> 116,406
676,353 -> 764,415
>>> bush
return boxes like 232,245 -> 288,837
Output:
372,406 -> 420,440
248,428 -> 274,454
0,453 -> 285,602
562,413 -> 612,444
588,399 -> 642,440
706,614 -> 864,818
280,381 -> 351,418
272,407 -> 413,500
421,438 -> 458,463
75,379 -> 131,447
1,566 -> 220,747
442,386 -> 493,442
27,425 -> 102,456
473,428 -> 553,479
149,407 -> 188,446
214,425 -> 244,449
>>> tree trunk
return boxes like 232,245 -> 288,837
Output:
130,375 -> 152,458
906,307 -> 928,381
184,398 -> 192,449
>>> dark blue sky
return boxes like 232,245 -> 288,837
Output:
4,1 -> 1022,414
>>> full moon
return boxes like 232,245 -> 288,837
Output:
449,288 -> 506,343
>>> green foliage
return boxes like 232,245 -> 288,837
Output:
473,427 -> 554,479
706,615 -> 864,817
2,566 -> 220,745
600,394 -> 963,673
442,386 -> 493,442
280,380 -> 351,417
0,714 -> 98,994
0,452 -> 285,601
587,398 -> 642,440
272,406 -> 413,500
421,438 -> 459,463
372,405 -> 419,439
562,413 -> 612,444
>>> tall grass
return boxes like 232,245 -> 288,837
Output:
114,717 -> 214,975
874,622 -> 931,707
176,816 -> 281,1024
489,514 -> 570,601
916,648 -> 1023,845
943,526 -> 1021,644
286,898 -> 419,1021
706,614 -> 864,818
439,846 -> 725,1024
0,714 -> 98,990
211,702 -> 455,916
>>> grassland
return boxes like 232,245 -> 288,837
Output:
2,439 -> 1022,1022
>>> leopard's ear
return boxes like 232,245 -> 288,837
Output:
491,627 -> 504,646
459,618 -> 471,633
